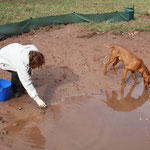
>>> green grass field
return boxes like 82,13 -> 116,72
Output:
0,0 -> 150,32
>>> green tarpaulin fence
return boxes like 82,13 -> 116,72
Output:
0,7 -> 134,40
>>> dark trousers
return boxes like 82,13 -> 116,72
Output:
7,71 -> 26,94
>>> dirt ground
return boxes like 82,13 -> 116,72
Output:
0,24 -> 150,149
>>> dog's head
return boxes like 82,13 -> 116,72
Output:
144,75 -> 150,89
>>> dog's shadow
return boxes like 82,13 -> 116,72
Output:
32,65 -> 79,104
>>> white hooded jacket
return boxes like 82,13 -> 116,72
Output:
0,43 -> 39,100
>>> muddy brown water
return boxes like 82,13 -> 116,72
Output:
1,82 -> 150,150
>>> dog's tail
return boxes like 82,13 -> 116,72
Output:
104,43 -> 113,49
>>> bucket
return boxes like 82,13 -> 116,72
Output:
0,79 -> 11,102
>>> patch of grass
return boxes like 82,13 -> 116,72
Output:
80,17 -> 150,33
0,0 -> 150,32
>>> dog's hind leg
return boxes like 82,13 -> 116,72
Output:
112,57 -> 120,74
104,56 -> 116,75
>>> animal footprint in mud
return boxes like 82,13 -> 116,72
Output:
0,117 -> 7,123
51,54 -> 65,65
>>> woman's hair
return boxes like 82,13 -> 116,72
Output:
29,51 -> 45,68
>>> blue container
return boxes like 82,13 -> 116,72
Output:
0,79 -> 11,102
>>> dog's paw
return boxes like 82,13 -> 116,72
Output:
113,71 -> 117,75
103,72 -> 107,75
121,82 -> 126,87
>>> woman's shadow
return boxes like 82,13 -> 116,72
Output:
32,65 -> 79,105
101,83 -> 150,112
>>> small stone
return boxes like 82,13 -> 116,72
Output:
41,109 -> 46,114
16,107 -> 23,110
13,122 -> 19,126
2,129 -> 8,135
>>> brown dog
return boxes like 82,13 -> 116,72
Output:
103,43 -> 150,89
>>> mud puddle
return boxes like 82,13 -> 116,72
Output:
1,82 -> 150,150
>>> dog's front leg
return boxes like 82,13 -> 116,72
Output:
121,68 -> 128,86
131,71 -> 139,84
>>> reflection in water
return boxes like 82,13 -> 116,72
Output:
101,83 -> 149,112
43,96 -> 113,150
40,89 -> 150,150
1,84 -> 150,150
26,126 -> 46,149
